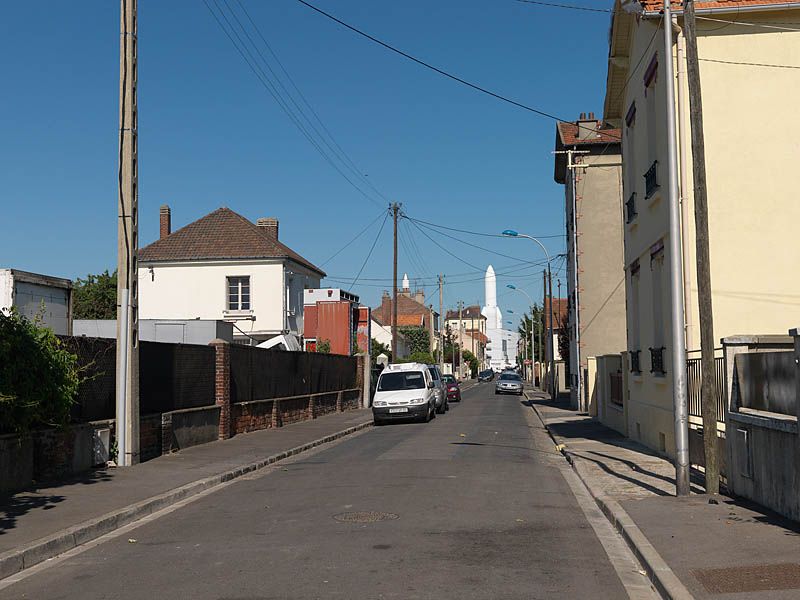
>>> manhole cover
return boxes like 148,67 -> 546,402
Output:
693,563 -> 800,593
333,511 -> 399,523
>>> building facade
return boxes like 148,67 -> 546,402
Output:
139,206 -> 324,345
605,0 -> 800,456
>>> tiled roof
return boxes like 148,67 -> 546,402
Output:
397,314 -> 424,327
556,121 -> 620,147
372,294 -> 433,326
639,0 -> 800,11
139,207 -> 325,276
465,330 -> 489,344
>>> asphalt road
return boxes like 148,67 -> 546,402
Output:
4,384 -> 646,599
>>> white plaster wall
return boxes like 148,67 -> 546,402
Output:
138,260 -> 319,337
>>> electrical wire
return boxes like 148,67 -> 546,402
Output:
514,0 -> 612,13
349,210 -> 389,289
203,0 -> 386,209
700,57 -> 800,69
404,216 -> 563,239
232,0 -> 390,204
294,0 -> 622,141
320,207 -> 389,266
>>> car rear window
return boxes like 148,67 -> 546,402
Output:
442,375 -> 456,384
499,374 -> 521,381
378,371 -> 426,391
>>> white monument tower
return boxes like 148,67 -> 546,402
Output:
481,264 -> 519,370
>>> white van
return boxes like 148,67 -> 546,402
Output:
372,363 -> 437,425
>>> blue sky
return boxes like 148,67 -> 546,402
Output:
0,0 -> 611,322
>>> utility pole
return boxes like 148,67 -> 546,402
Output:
458,301 -> 464,379
665,0 -> 691,497
391,202 -> 400,361
685,0 -> 719,495
439,274 -> 444,374
116,0 -> 140,466
543,270 -> 548,393
548,267 -> 555,399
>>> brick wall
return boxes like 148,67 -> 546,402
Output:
232,400 -> 274,434
139,414 -> 163,462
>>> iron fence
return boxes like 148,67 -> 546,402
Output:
644,160 -> 659,199
687,352 -> 726,424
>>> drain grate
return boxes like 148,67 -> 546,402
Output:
692,563 -> 800,594
333,511 -> 399,523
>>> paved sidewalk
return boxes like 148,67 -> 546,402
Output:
0,409 -> 372,579
530,393 -> 800,599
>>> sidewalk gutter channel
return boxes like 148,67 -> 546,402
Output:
0,420 -> 373,582
524,392 -> 694,600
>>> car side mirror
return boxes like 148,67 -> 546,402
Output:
427,381 -> 435,389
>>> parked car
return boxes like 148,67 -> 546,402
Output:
495,372 -> 524,396
372,363 -> 437,424
478,369 -> 495,382
427,364 -> 449,414
441,374 -> 461,402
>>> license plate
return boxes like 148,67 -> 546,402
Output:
389,407 -> 409,413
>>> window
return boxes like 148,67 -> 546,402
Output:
227,276 -> 250,311
650,244 -> 665,349
378,371 -> 425,391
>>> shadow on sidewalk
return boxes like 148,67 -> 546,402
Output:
0,469 -> 114,536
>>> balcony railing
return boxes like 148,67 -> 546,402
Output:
630,350 -> 641,374
650,346 -> 666,375
626,192 -> 637,223
644,160 -> 659,199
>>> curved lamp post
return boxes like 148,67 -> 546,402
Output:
503,229 -> 555,396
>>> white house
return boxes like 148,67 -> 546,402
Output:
138,206 -> 325,344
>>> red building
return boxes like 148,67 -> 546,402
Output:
303,288 -> 370,356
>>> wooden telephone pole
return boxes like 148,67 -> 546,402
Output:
391,203 -> 400,361
458,301 -> 464,379
116,0 -> 140,466
684,0 -> 719,494
439,274 -> 444,373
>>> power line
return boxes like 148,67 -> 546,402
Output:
294,0 -> 622,141
203,0 -> 386,209
320,207 -> 389,266
515,0 -> 612,13
349,210 -> 389,289
405,216 -> 563,239
700,57 -> 800,70
232,0 -> 390,204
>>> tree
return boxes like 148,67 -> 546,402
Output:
408,351 -> 434,365
398,326 -> 430,355
462,349 -> 479,378
317,339 -> 331,354
371,338 -> 391,364
558,319 -> 570,379
73,270 -> 117,319
518,304 -> 544,363
0,310 -> 80,433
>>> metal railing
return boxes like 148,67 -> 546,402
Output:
687,352 -> 726,424
610,372 -> 624,406
644,160 -> 659,199
650,346 -> 666,375
630,350 -> 641,374
626,192 -> 637,223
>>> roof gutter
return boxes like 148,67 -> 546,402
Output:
642,2 -> 800,17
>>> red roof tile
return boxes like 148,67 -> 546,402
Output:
139,207 -> 324,276
639,0 -> 800,11
556,121 -> 621,146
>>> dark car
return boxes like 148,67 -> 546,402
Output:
478,369 -> 495,382
442,374 -> 461,402
495,372 -> 524,396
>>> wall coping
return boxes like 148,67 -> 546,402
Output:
163,404 -> 221,417
729,407 -> 798,434
722,335 -> 794,346
234,387 -> 360,407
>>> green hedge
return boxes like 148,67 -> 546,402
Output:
0,310 -> 80,433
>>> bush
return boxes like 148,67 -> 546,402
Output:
0,310 -> 80,433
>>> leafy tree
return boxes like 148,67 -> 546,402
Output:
317,339 -> 331,354
408,351 -> 435,364
558,319 -> 570,379
398,326 -> 430,355
0,310 -> 80,433
462,349 -> 480,378
518,304 -> 544,362
370,338 -> 391,364
73,270 -> 117,319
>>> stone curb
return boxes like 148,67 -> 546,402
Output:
0,420 -> 373,582
526,396 -> 694,600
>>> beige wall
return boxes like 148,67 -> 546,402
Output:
614,10 -> 800,457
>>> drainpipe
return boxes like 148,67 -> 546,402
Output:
674,17 -> 694,351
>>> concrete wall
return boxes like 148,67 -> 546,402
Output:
138,259 -> 320,339
596,354 -> 627,436
612,9 -> 800,458
74,319 -> 234,345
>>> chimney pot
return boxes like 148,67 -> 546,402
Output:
257,217 -> 279,240
160,205 -> 171,239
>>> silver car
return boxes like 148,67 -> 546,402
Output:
495,372 -> 524,396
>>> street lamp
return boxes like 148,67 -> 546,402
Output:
506,284 -> 537,386
503,230 -> 555,399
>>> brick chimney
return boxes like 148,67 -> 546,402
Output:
257,217 -> 279,240
160,205 -> 171,239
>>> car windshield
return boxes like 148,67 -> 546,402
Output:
499,374 -> 521,382
442,375 -> 456,384
378,371 -> 426,391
